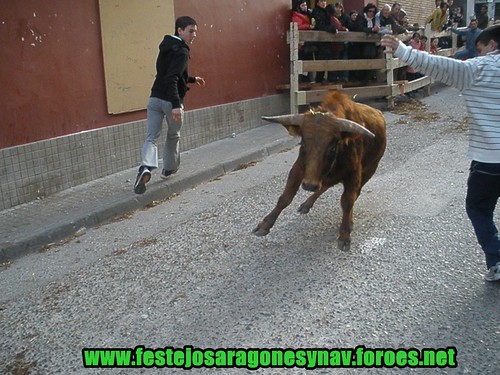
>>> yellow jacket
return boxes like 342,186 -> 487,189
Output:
426,8 -> 448,31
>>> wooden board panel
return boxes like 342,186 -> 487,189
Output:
298,31 -> 382,43
302,59 -> 387,72
99,0 -> 175,114
286,29 -> 413,44
297,85 -> 399,105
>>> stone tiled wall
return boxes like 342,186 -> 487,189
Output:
0,94 -> 288,210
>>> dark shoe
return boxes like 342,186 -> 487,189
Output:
160,168 -> 178,180
134,167 -> 151,194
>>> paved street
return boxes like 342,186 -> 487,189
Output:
1,86 -> 499,374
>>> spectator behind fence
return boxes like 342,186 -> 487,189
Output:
451,19 -> 482,60
477,4 -> 489,30
347,10 -> 358,30
426,2 -> 450,32
329,2 -> 349,82
390,2 -> 402,21
406,33 -> 424,81
439,1 -> 464,49
420,35 -> 428,51
390,3 -> 407,81
446,0 -> 455,25
390,3 -> 411,34
430,37 -> 439,54
291,0 -> 316,83
292,0 -> 313,31
351,3 -> 380,84
346,10 -> 358,70
450,6 -> 466,28
352,3 -> 380,36
311,0 -> 338,83
397,8 -> 420,33
408,32 -> 421,49
449,6 -> 466,48
376,4 -> 406,35
334,2 -> 351,28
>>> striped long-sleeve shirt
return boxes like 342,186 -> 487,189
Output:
393,42 -> 500,163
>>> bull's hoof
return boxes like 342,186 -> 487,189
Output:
297,203 -> 311,214
337,239 -> 351,251
253,226 -> 270,237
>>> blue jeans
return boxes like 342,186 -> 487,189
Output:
140,97 -> 182,171
466,161 -> 500,269
454,49 -> 476,60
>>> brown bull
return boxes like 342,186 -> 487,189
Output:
253,91 -> 386,250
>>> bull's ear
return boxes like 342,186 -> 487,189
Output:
261,114 -> 303,137
283,124 -> 301,137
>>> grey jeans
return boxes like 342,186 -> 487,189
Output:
140,97 -> 183,171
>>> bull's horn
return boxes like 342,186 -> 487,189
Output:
336,118 -> 375,138
261,114 -> 304,126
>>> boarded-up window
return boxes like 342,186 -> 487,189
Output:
99,0 -> 175,114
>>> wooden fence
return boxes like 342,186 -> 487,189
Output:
286,23 -> 458,112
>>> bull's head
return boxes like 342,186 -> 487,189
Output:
262,111 -> 375,192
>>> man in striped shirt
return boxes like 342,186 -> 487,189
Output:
381,26 -> 500,282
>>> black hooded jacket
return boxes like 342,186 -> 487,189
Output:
150,35 -> 196,109
311,5 -> 337,33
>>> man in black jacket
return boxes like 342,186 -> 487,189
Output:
135,16 -> 205,195
477,4 -> 489,30
311,0 -> 337,83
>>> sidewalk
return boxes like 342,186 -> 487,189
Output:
0,124 -> 298,262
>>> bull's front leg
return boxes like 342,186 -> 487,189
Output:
337,178 -> 361,251
297,175 -> 339,214
253,161 -> 304,236
297,186 -> 328,214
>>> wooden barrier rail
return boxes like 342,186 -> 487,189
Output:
287,23 -> 457,112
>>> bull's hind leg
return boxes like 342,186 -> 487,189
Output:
253,161 -> 304,236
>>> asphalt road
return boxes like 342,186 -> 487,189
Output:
1,85 -> 499,374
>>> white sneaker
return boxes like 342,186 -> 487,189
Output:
483,262 -> 500,282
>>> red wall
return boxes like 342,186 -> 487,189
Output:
0,0 -> 290,149
175,1 -> 291,109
